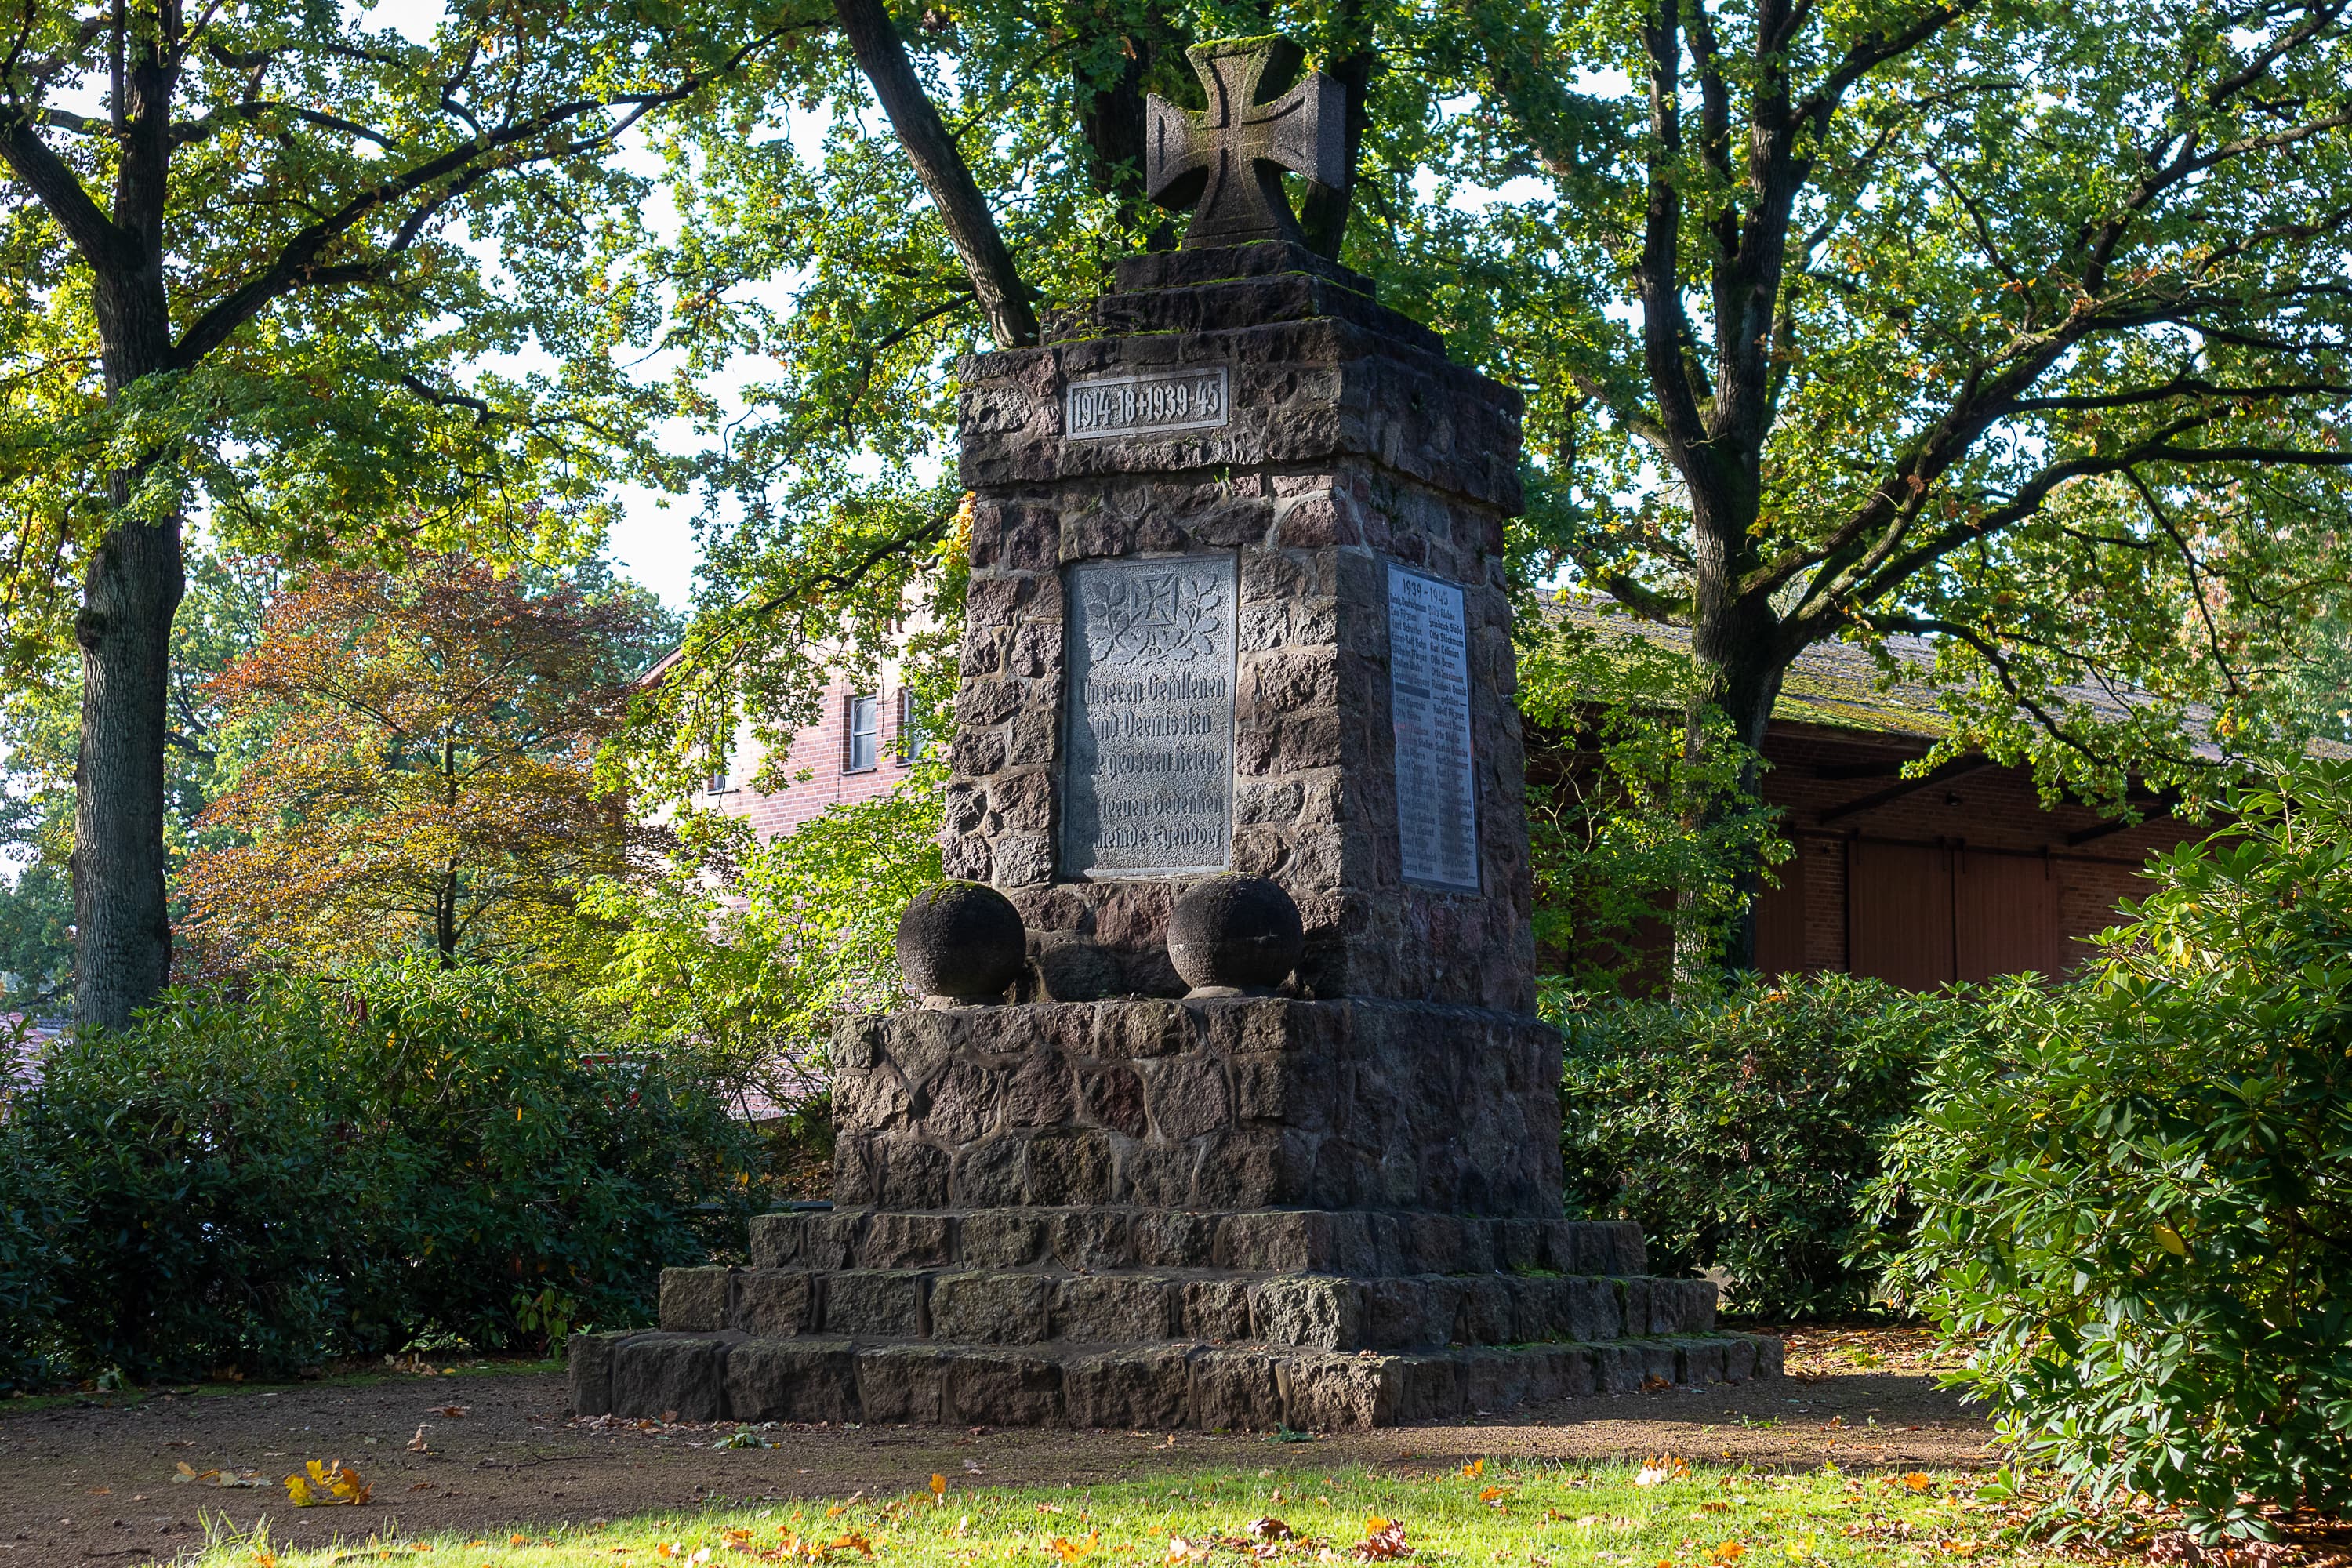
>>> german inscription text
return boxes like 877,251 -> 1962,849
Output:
1062,555 -> 1238,875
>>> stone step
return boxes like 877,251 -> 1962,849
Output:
752,1207 -> 1645,1279
569,1328 -> 1781,1432
660,1265 -> 1715,1350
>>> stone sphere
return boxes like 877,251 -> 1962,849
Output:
1167,874 -> 1304,996
897,881 -> 1025,1004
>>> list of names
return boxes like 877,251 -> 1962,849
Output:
1388,564 -> 1479,891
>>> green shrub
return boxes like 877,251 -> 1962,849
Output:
1871,764 -> 2352,1541
2,960 -> 758,1381
0,1062 -> 66,1392
1559,973 -> 1964,1318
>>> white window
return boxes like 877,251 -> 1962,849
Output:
847,694 -> 880,772
896,688 -> 926,764
704,746 -> 731,794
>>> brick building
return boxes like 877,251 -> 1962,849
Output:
1544,612 -> 2216,988
649,660 -> 931,842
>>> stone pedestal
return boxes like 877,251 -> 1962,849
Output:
570,241 -> 1778,1428
949,242 -> 1535,1007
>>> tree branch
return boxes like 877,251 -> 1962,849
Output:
168,35 -> 784,369
831,0 -> 1037,349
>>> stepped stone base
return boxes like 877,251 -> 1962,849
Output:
568,1209 -> 1780,1431
570,1327 -> 1779,1432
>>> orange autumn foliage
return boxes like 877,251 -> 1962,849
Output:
178,554 -> 662,974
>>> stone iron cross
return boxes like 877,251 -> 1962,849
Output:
1145,38 -> 1344,249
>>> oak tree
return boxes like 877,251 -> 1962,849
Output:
0,0 -> 812,1024
646,0 -> 2352,969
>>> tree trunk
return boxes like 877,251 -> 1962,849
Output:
1680,590 -> 1787,978
72,505 -> 185,1029
1076,34 -> 1175,251
73,234 -> 183,1030
437,869 -> 459,965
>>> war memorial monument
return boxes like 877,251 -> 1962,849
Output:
569,38 -> 1780,1429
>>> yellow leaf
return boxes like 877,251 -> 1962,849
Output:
932,1473 -> 947,1498
2154,1223 -> 2189,1258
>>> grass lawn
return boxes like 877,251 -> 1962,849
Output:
187,1454 -> 2061,1568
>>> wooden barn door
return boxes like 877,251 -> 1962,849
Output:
1955,851 -> 2061,981
1753,839 -> 1809,978
1848,841 -> 1955,989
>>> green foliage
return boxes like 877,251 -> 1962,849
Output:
1560,973 -> 1963,1319
0,858 -> 71,1012
625,0 -> 2352,849
0,0 -> 797,670
581,772 -> 944,1110
1438,0 -> 2352,807
0,1025 -> 67,1393
1871,762 -> 2352,1541
0,961 -> 757,1382
1518,605 -> 1787,993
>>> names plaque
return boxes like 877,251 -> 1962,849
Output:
1388,564 -> 1479,891
1065,368 -> 1230,441
1062,554 -> 1238,876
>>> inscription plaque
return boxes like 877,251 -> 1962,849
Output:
1062,554 -> 1238,876
1388,564 -> 1479,891
1065,368 -> 1230,441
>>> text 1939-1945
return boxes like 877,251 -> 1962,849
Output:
1064,368 -> 1230,441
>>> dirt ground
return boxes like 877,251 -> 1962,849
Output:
0,1327 -> 1994,1563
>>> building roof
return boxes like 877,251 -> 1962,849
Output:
1548,596 -> 2233,752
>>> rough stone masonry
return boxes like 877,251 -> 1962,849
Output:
569,37 -> 1778,1431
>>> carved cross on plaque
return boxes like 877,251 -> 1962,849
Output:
1145,38 -> 1345,249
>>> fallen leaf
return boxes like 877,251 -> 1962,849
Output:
408,1426 -> 432,1454
434,1406 -> 469,1419
1635,1455 -> 1690,1488
1248,1519 -> 1294,1541
284,1459 -> 371,1507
